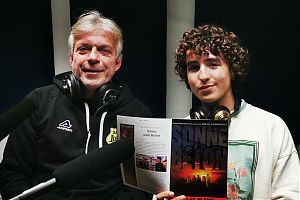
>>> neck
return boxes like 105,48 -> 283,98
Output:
202,91 -> 235,112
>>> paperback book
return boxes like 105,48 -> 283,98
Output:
117,116 -> 228,200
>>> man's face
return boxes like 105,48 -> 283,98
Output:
186,50 -> 233,106
70,31 -> 122,92
162,160 -> 167,168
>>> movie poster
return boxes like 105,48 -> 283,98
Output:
171,119 -> 228,200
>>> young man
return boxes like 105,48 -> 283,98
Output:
0,11 -> 184,200
174,24 -> 299,199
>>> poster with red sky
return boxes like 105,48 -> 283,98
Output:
170,119 -> 228,200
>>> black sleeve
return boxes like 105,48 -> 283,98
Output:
0,95 -> 38,199
114,186 -> 153,200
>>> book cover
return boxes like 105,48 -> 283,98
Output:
117,116 -> 228,199
171,119 -> 228,199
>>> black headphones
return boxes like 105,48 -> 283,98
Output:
54,71 -> 120,108
190,97 -> 241,122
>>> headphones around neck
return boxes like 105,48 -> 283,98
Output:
190,97 -> 241,122
55,72 -> 120,108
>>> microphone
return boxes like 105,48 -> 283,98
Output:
0,99 -> 36,141
9,139 -> 135,200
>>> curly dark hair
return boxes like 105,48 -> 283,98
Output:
174,24 -> 250,94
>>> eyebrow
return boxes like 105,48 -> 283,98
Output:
186,60 -> 198,65
76,41 -> 113,49
207,56 -> 222,61
186,57 -> 222,65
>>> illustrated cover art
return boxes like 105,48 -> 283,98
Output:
171,119 -> 228,200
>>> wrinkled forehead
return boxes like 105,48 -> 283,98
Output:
73,30 -> 118,49
74,30 -> 116,41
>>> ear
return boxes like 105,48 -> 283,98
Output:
69,53 -> 74,65
114,56 -> 122,72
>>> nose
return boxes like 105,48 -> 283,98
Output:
198,65 -> 210,81
87,47 -> 100,62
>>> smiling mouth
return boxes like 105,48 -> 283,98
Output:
199,85 -> 213,90
82,68 -> 103,73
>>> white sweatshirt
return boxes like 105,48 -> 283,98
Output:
227,100 -> 299,199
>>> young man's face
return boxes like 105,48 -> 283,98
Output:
186,50 -> 234,107
70,31 -> 122,92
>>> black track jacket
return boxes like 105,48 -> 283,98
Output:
0,72 -> 152,200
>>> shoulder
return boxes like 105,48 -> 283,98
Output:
237,100 -> 293,146
115,84 -> 152,117
124,97 -> 152,117
231,100 -> 292,141
26,85 -> 61,99
24,85 -> 65,109
240,100 -> 286,125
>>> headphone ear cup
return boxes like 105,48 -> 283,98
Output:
190,106 -> 208,119
102,89 -> 118,106
95,82 -> 120,108
69,73 -> 82,102
60,73 -> 82,103
209,106 -> 231,121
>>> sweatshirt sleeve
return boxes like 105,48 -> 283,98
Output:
0,95 -> 38,199
271,121 -> 300,199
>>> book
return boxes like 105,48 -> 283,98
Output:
117,115 -> 228,200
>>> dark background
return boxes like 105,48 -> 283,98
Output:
1,1 -> 54,113
0,0 -> 166,118
0,0 -> 298,144
195,0 -> 299,143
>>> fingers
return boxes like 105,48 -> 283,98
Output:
156,191 -> 175,199
173,195 -> 186,200
155,191 -> 186,200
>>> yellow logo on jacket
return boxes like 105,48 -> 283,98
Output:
106,128 -> 118,144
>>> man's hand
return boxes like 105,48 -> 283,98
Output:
155,191 -> 186,200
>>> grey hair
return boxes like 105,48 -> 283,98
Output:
68,10 -> 123,60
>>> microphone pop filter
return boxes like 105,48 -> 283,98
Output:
53,139 -> 134,189
0,99 -> 36,141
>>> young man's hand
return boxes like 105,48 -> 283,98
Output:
155,191 -> 185,200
